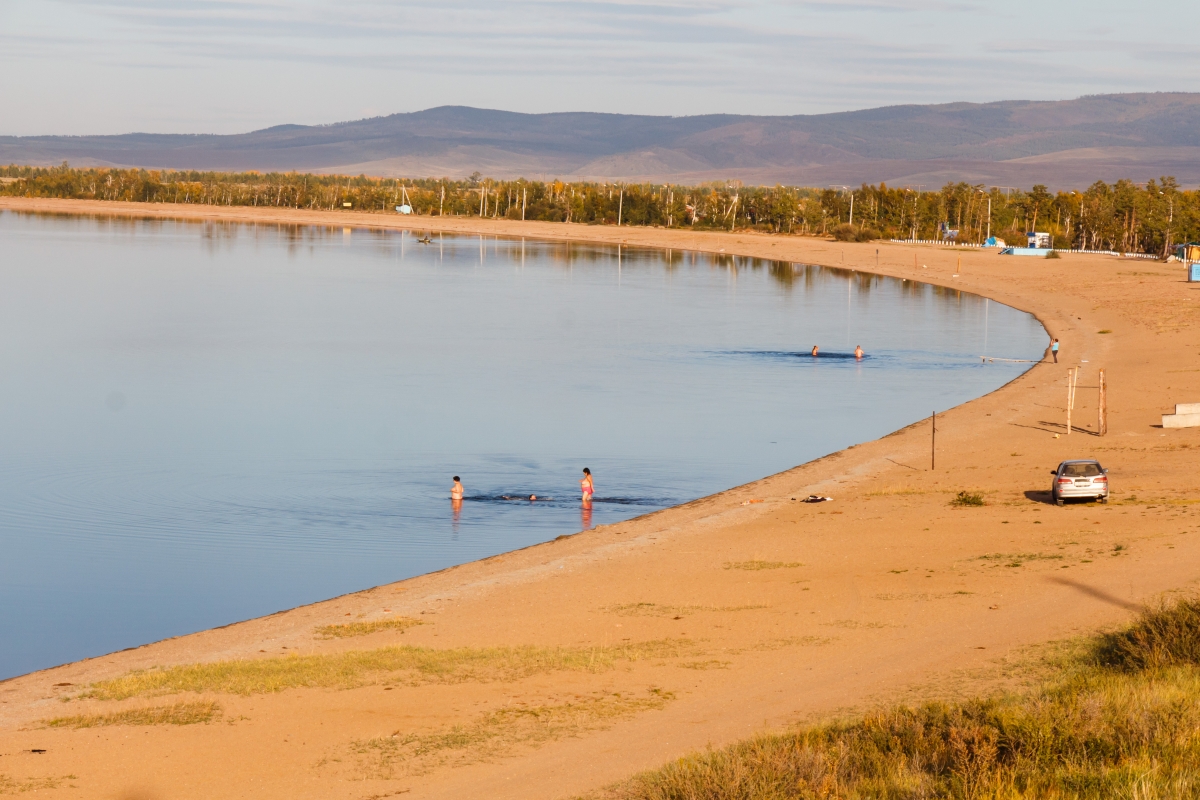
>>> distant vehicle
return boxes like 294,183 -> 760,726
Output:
1050,460 -> 1109,505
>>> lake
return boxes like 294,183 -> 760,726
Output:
0,211 -> 1046,679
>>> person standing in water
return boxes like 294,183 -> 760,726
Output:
450,476 -> 464,501
854,345 -> 864,359
1050,338 -> 1060,363
580,468 -> 594,502
811,345 -> 819,357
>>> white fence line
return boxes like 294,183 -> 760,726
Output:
889,240 -> 1161,259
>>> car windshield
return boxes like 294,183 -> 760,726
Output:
1061,463 -> 1103,477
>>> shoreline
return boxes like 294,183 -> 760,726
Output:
2,197 -> 1198,800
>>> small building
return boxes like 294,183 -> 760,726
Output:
1175,242 -> 1200,262
1026,232 -> 1052,249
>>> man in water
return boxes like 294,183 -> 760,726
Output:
810,345 -> 819,357
451,476 -> 464,501
854,345 -> 864,359
1050,338 -> 1059,363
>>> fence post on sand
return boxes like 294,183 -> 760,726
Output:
1098,368 -> 1107,435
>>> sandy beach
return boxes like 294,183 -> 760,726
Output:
1,197 -> 1198,799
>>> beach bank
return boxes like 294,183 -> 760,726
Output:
1,197 -> 1198,799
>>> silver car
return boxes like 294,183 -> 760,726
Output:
1051,460 -> 1109,505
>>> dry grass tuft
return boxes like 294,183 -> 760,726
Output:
85,640 -> 690,700
346,689 -> 674,778
605,603 -> 768,618
723,561 -> 802,571
42,701 -> 220,729
588,597 -> 1200,800
315,617 -> 423,639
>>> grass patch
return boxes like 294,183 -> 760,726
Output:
978,552 -> 1065,568
951,490 -> 986,507
606,603 -> 768,618
345,689 -> 674,778
723,561 -> 803,571
591,597 -> 1200,800
1098,329 -> 1113,334
0,774 -> 72,794
315,617 -> 423,639
84,641 -> 689,700
42,701 -> 220,728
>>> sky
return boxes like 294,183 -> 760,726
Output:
1,0 -> 1197,136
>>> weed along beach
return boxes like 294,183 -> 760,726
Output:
2,198 -> 1200,799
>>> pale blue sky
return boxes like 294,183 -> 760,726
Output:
1,0 -> 1196,135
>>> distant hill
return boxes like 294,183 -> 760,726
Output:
4,94 -> 1200,189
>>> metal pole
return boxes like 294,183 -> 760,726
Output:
1098,368 -> 1107,435
931,411 -> 936,470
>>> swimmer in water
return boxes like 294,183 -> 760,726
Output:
450,476 -> 464,500
811,345 -> 819,357
529,495 -> 537,501
854,345 -> 864,359
580,468 -> 594,502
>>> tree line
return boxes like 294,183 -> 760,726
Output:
2,163 -> 1195,256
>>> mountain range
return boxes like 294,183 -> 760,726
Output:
4,93 -> 1200,189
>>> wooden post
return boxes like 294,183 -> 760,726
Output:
931,411 -> 936,470
914,253 -> 918,270
1098,368 -> 1107,435
957,256 -> 961,274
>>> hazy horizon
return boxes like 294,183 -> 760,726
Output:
2,0 -> 1197,137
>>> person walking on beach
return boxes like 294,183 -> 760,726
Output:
854,345 -> 864,359
580,468 -> 594,503
811,345 -> 819,357
1050,338 -> 1059,363
450,476 -> 464,501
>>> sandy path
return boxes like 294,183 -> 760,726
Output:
1,198 -> 1198,799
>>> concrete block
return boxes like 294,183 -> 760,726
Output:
1163,413 -> 1200,429
1176,403 -> 1200,415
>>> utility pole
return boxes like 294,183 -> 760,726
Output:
522,187 -> 526,221
618,186 -> 623,227
986,195 -> 992,241
849,192 -> 854,226
439,185 -> 444,217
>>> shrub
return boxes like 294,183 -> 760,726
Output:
1045,250 -> 1062,259
830,224 -> 881,243
951,491 -> 985,507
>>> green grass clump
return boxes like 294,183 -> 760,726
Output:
1094,597 -> 1200,671
85,640 -> 688,700
951,490 -> 986,507
315,616 -> 423,639
723,561 -> 803,571
592,597 -> 1200,800
42,701 -> 220,729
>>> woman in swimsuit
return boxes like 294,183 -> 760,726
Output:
450,476 -> 464,501
811,345 -> 819,357
580,468 -> 594,502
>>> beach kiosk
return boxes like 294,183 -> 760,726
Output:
999,232 -> 1054,257
1176,243 -> 1200,282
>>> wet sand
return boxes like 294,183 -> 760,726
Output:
2,197 -> 1198,799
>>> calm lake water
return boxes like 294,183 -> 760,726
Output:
0,212 -> 1045,679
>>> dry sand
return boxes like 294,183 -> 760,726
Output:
1,198 -> 1198,799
